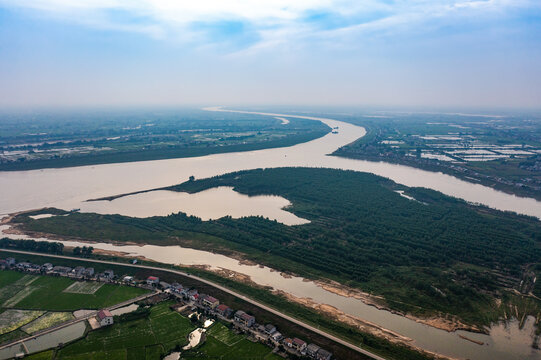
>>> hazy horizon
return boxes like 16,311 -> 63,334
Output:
1,1 -> 540,108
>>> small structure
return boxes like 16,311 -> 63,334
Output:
283,338 -> 294,348
16,262 -> 32,270
103,270 -> 114,279
316,348 -> 333,360
264,324 -> 277,335
84,267 -> 95,277
159,281 -> 171,290
187,289 -> 198,301
234,310 -> 255,327
97,309 -> 114,326
293,338 -> 307,353
215,304 -> 233,318
306,343 -> 321,357
201,295 -> 219,309
0,259 -> 7,270
123,276 -> 134,283
146,276 -> 159,286
72,266 -> 85,278
171,283 -> 183,293
5,258 -> 16,267
42,263 -> 53,272
53,266 -> 72,275
271,332 -> 283,342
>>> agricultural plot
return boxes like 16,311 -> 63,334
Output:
22,312 -> 74,334
182,334 -> 281,360
206,322 -> 244,346
0,309 -> 45,335
57,302 -> 196,360
0,272 -> 148,311
2,286 -> 38,307
0,273 -> 39,305
63,281 -> 103,294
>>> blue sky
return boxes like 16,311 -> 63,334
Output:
0,0 -> 540,108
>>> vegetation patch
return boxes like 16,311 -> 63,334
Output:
22,312 -> 74,334
0,309 -> 45,335
57,302 -> 195,359
18,167 -> 541,328
63,281 -> 104,295
0,271 -> 148,311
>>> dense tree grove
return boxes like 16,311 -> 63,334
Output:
0,237 -> 64,254
15,168 -> 541,324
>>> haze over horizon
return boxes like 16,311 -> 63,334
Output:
1,0 -> 540,109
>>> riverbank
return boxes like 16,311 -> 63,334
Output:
0,216 -> 502,357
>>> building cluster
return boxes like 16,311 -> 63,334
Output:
0,257 -> 118,281
148,276 -> 333,360
1,257 -> 332,359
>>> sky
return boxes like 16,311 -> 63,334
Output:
0,0 -> 540,109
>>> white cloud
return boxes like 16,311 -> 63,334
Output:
0,0 -> 538,50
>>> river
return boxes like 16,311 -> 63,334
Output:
0,107 -> 540,360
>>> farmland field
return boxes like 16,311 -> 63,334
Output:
22,312 -> 74,334
0,309 -> 45,335
57,302 -> 195,359
182,328 -> 282,360
0,271 -> 148,311
63,281 -> 103,294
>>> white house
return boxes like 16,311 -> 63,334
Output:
97,309 -> 114,326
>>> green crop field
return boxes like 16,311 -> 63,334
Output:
63,281 -> 104,294
55,302 -> 282,360
0,272 -> 148,311
182,323 -> 282,360
57,302 -> 195,359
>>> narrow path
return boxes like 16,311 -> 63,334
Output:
0,249 -> 387,360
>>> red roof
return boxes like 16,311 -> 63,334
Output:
293,338 -> 306,346
216,304 -> 229,311
205,296 -> 218,303
147,276 -> 158,280
97,309 -> 112,320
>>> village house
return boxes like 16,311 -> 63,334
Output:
53,266 -> 72,275
306,343 -> 321,357
5,258 -> 15,267
146,276 -> 159,286
123,276 -> 134,283
16,262 -> 32,270
283,338 -> 294,348
293,338 -> 307,353
215,304 -> 233,318
0,259 -> 7,269
187,289 -> 198,301
72,266 -> 85,278
170,282 -> 183,293
271,332 -> 283,342
84,267 -> 95,277
103,270 -> 114,279
41,263 -> 53,272
159,281 -> 171,290
96,309 -> 114,326
201,295 -> 219,309
264,324 -> 277,335
234,310 -> 255,327
316,348 -> 333,360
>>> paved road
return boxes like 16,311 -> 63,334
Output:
0,248 -> 387,360
0,288 -> 156,352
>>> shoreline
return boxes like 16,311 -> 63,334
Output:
2,214 -> 488,336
